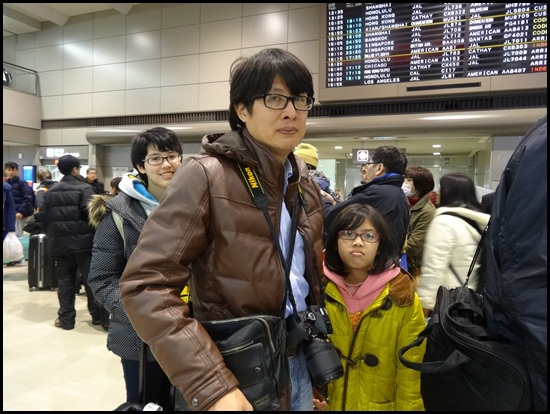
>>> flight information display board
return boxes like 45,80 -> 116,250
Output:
326,3 -> 547,88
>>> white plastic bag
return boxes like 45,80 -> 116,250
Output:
3,232 -> 24,262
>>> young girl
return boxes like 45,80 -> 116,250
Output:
88,127 -> 183,408
315,203 -> 426,411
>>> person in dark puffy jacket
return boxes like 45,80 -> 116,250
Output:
35,154 -> 103,330
4,161 -> 34,234
483,115 -> 547,411
3,181 -> 16,241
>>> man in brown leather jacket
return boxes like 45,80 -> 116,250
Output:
120,48 -> 325,411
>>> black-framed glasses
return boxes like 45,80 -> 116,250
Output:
338,230 -> 380,243
257,94 -> 314,111
363,161 -> 379,166
143,153 -> 182,166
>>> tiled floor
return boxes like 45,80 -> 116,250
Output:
3,260 -> 125,411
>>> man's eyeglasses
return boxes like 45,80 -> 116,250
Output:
338,230 -> 380,243
256,94 -> 314,111
363,161 -> 379,166
143,153 -> 182,166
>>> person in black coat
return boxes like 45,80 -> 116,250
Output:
323,146 -> 410,261
483,115 -> 547,411
3,181 -> 17,241
86,167 -> 105,194
36,155 -> 103,330
4,161 -> 35,234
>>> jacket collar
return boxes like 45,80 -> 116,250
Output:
201,128 -> 307,190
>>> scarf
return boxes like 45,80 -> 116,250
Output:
323,263 -> 400,314
117,173 -> 159,216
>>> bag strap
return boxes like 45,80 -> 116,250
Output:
112,210 -> 126,251
237,163 -> 300,318
440,211 -> 490,287
439,211 -> 482,235
397,322 -> 471,373
463,218 -> 490,287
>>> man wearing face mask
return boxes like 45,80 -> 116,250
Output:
402,166 -> 436,278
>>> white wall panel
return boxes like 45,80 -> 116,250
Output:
242,12 -> 288,49
161,25 -> 200,57
200,4 -> 243,23
41,96 -> 62,119
93,63 -> 125,92
126,59 -> 161,89
35,45 -> 63,72
62,67 -> 93,94
63,40 -> 93,69
93,36 -> 126,65
93,91 -> 125,117
38,70 -> 63,97
126,3 -> 162,34
63,15 -> 93,43
93,10 -> 126,39
199,82 -> 229,111
199,50 -> 241,83
162,3 -> 201,28
161,55 -> 200,86
125,88 -> 160,115
199,19 -> 242,53
126,31 -> 161,62
35,22 -> 63,47
62,93 -> 92,118
161,85 -> 199,113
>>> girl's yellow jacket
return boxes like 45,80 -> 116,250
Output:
325,271 -> 426,411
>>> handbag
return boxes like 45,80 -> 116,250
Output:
398,220 -> 533,410
23,215 -> 44,235
201,315 -> 288,411
3,232 -> 24,261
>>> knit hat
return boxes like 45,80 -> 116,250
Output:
294,143 -> 319,168
57,154 -> 81,175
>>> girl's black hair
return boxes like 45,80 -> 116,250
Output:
325,203 -> 400,277
130,127 -> 182,187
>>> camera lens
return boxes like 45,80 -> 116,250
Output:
303,337 -> 344,387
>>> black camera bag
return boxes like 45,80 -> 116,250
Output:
200,315 -> 288,411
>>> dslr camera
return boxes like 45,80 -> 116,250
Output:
286,305 -> 344,387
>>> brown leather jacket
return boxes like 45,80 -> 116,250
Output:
120,128 -> 324,411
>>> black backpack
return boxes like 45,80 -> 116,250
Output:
398,219 -> 533,410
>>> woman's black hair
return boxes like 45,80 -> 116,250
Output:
439,172 -> 483,212
325,203 -> 400,277
228,48 -> 314,131
130,127 -> 182,187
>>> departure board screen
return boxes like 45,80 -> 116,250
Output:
325,3 -> 547,88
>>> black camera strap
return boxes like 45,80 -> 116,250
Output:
237,163 -> 302,319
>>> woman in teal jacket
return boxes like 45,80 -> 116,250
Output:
316,203 -> 426,411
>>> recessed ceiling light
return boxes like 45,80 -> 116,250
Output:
334,145 -> 343,150
433,152 -> 441,155
432,144 -> 441,148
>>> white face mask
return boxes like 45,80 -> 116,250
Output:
402,183 -> 415,197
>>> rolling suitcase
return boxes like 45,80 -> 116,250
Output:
28,234 -> 58,291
